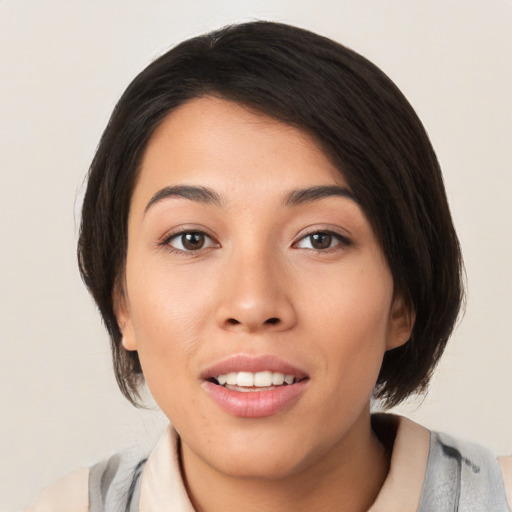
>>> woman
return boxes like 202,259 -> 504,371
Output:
27,21 -> 511,511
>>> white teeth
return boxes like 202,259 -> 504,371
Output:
236,371 -> 254,387
272,372 -> 285,385
226,372 -> 237,385
215,371 -> 297,387
254,371 -> 272,387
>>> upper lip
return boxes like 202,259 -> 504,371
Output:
200,354 -> 309,380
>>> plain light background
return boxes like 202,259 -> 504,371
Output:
1,1 -> 511,510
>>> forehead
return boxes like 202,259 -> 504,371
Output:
134,96 -> 347,205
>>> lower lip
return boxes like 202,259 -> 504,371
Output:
202,380 -> 308,418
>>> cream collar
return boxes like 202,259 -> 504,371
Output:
139,414 -> 430,512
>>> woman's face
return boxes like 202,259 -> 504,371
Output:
117,97 -> 411,480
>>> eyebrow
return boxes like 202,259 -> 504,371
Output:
284,185 -> 357,206
145,185 -> 222,213
144,183 -> 357,214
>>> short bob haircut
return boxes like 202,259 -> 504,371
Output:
78,21 -> 463,408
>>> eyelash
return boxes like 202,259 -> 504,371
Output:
160,230 -> 219,254
293,230 -> 352,252
159,229 -> 351,255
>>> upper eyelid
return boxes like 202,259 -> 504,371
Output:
158,226 -> 351,248
292,229 -> 353,249
162,230 -> 220,255
294,227 -> 352,242
161,226 -> 218,244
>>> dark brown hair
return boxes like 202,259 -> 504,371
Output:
78,21 -> 464,407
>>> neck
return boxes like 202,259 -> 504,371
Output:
181,409 -> 390,512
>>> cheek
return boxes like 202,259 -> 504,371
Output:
307,261 -> 392,334
306,263 -> 393,380
125,260 -> 215,373
126,280 -> 206,417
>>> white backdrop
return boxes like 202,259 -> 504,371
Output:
1,1 -> 511,510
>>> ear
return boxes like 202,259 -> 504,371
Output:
113,284 -> 138,352
386,294 -> 415,351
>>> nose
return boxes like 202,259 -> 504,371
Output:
215,246 -> 297,333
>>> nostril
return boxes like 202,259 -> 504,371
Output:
225,317 -> 281,327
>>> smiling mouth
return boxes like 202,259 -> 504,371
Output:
202,360 -> 309,417
208,371 -> 305,392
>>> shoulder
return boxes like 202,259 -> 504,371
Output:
89,450 -> 147,509
499,455 -> 512,511
421,430 -> 512,511
25,467 -> 89,512
371,414 -> 512,512
25,449 -> 148,512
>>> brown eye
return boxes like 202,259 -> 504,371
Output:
295,231 -> 351,251
168,231 -> 216,252
309,233 -> 332,249
182,232 -> 205,250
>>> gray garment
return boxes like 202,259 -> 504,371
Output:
89,431 -> 509,511
89,450 -> 147,512
418,431 -> 509,511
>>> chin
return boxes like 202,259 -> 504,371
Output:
194,424 -> 326,481
210,447 -> 311,481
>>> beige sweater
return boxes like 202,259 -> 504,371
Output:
26,416 -> 512,512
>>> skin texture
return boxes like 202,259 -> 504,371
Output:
116,97 -> 413,511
